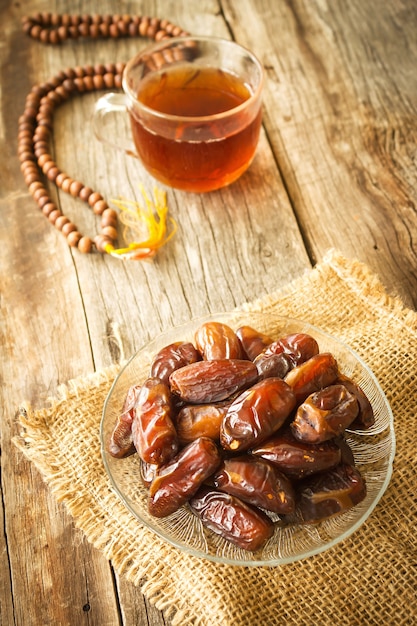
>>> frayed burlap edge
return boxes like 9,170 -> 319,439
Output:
13,249 -> 417,626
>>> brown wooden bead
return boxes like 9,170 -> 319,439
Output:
79,186 -> 93,202
88,192 -> 103,207
55,215 -> 70,230
78,23 -> 89,37
94,63 -> 106,75
29,25 -> 42,39
139,17 -> 149,36
101,208 -> 118,227
101,225 -> 118,240
92,200 -> 108,215
103,73 -> 115,88
29,181 -> 44,194
104,63 -> 116,73
68,26 -> 79,38
55,85 -> 70,101
23,106 -> 38,121
93,74 -> 104,89
55,172 -> 69,188
47,89 -> 62,104
69,180 -> 83,197
83,76 -> 94,90
18,130 -> 33,142
102,208 -> 117,220
89,24 -> 100,38
62,222 -> 77,236
24,171 -> 41,185
18,140 -> 33,153
77,236 -> 93,254
128,22 -> 139,37
94,234 -> 113,253
61,178 -> 73,193
33,187 -> 49,202
37,195 -> 52,209
46,167 -> 60,182
57,26 -> 69,41
62,78 -> 76,93
40,29 -> 51,44
67,231 -> 82,247
18,121 -> 35,133
109,23 -> 119,38
18,150 -> 35,162
40,159 -> 55,173
73,78 -> 85,92
21,165 -> 38,180
37,153 -> 52,167
48,209 -> 62,224
99,23 -> 110,37
42,202 -> 57,217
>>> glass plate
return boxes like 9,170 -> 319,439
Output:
100,312 -> 395,566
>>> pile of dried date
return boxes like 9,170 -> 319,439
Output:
109,321 -> 374,552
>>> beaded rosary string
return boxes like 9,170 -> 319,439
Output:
18,13 -> 188,255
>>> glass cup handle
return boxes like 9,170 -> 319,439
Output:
93,93 -> 138,158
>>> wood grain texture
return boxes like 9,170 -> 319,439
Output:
1,0 -> 416,624
224,0 -> 417,308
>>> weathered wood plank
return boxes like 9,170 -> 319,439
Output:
223,0 -> 417,308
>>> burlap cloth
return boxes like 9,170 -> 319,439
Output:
14,249 -> 417,626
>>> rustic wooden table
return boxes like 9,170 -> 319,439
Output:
2,1 -> 416,624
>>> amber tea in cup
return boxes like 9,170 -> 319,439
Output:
94,37 -> 264,192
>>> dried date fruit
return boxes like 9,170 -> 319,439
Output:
176,401 -> 231,445
150,341 -> 200,385
254,352 -> 295,380
148,437 -> 222,518
109,384 -> 141,458
195,321 -> 243,360
131,377 -> 178,466
277,333 -> 319,365
220,378 -> 296,452
284,352 -> 339,404
251,428 -> 342,479
287,463 -> 367,524
291,384 -> 359,443
336,373 -> 375,429
189,486 -> 275,552
213,456 -> 295,514
235,325 -> 275,360
169,359 -> 258,404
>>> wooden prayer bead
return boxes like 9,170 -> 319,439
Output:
55,215 -> 70,230
67,231 -> 82,247
101,225 -> 118,240
62,222 -> 77,236
77,236 -> 93,254
48,209 -> 62,224
42,202 -> 57,217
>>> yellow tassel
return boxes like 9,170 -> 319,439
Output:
104,185 -> 177,260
